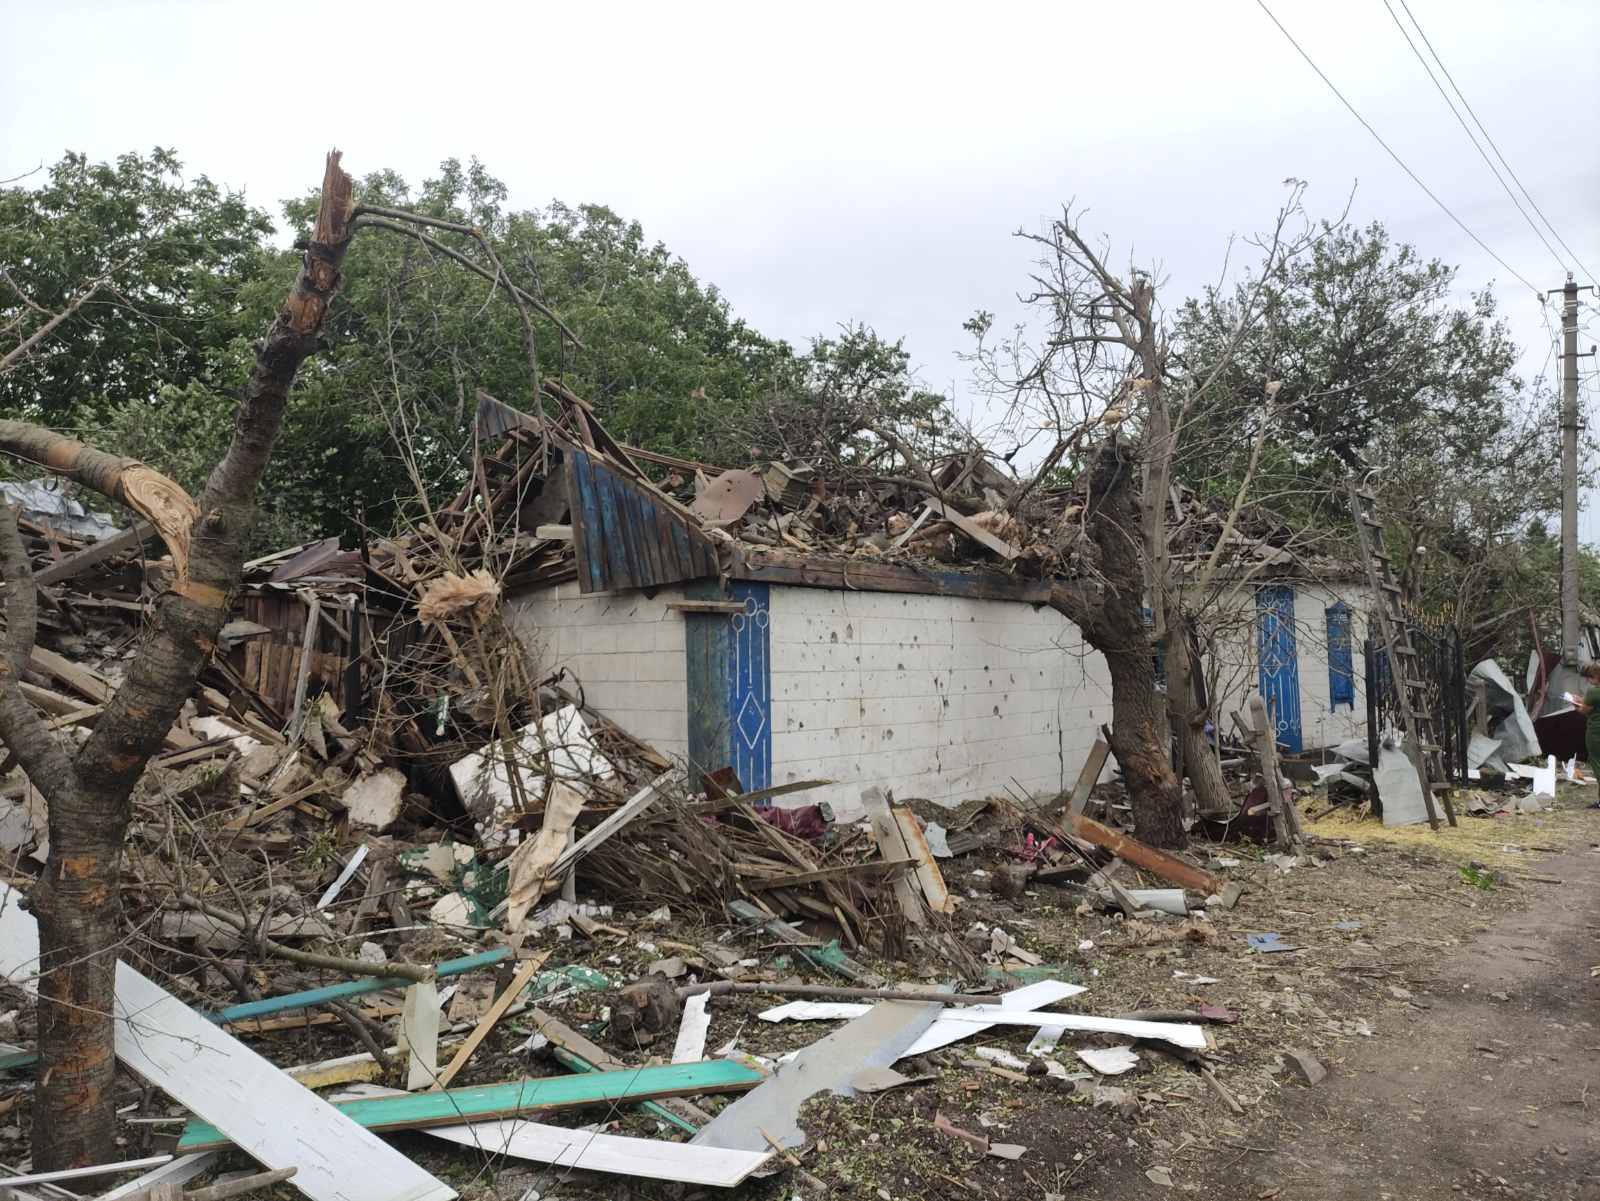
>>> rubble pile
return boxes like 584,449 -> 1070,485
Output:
0,383 -> 1538,1200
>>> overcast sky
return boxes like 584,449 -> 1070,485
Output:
4,0 -> 1599,531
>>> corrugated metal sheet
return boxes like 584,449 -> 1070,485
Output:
564,445 -> 719,593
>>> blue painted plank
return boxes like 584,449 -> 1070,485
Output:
567,451 -> 606,593
178,1061 -> 766,1150
0,948 -> 516,1074
1326,601 -> 1355,710
210,948 -> 512,1025
591,466 -> 633,590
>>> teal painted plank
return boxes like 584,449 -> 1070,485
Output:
551,1047 -> 698,1135
209,948 -> 511,1026
178,1061 -> 764,1151
0,949 -> 516,1075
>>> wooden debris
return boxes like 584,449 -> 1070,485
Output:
430,955 -> 546,1090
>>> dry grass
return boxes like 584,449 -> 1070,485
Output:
1305,781 -> 1594,869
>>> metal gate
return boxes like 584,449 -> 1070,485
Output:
1256,585 -> 1303,753
1363,618 -> 1468,783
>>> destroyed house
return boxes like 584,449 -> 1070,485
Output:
219,389 -> 1375,821
508,439 -> 1111,818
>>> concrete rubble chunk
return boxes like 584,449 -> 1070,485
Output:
342,768 -> 406,831
1285,1048 -> 1326,1086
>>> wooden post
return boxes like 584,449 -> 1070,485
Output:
1247,693 -> 1299,850
1470,678 -> 1488,738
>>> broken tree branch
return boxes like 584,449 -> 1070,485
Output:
350,210 -> 584,349
173,893 -> 434,983
0,422 -> 197,579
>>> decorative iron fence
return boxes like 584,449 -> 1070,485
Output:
1363,620 -> 1469,784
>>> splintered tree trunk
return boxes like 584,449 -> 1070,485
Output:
21,153 -> 357,1170
1101,646 -> 1186,848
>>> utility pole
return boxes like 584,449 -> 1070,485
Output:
1560,275 -> 1580,665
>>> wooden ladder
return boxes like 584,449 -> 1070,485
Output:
1346,483 -> 1456,829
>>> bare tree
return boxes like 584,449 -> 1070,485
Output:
974,185 -> 1329,843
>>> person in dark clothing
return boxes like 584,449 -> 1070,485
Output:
1574,661 -> 1600,808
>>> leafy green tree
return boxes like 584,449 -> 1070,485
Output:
1171,220 -> 1570,652
0,149 -> 273,425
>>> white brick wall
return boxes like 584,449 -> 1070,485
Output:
506,581 -> 689,760
767,586 -> 1112,811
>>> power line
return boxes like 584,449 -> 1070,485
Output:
1252,0 -> 1543,298
1396,0 -> 1598,284
1380,0 -> 1569,275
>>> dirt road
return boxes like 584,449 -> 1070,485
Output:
1233,840 -> 1600,1201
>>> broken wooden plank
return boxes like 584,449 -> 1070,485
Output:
1067,738 -> 1111,818
178,1061 -> 767,1151
893,807 -> 954,915
397,980 -> 440,1091
1247,693 -> 1301,848
430,955 -> 545,1090
489,772 -> 679,922
859,788 -> 924,927
887,502 -> 936,550
284,1053 -> 386,1091
665,600 -> 745,615
29,645 -> 113,702
672,991 -> 712,1065
921,498 -> 1019,560
1066,814 -> 1222,894
32,522 -> 154,587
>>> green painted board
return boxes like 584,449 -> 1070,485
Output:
210,947 -> 510,1025
0,949 -> 517,1075
177,1060 -> 764,1151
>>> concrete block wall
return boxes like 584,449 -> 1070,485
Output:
506,581 -> 689,761
766,585 -> 1113,811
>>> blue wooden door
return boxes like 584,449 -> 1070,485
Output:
1256,585 -> 1303,753
727,582 -> 772,791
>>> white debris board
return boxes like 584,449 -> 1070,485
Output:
112,963 -> 456,1201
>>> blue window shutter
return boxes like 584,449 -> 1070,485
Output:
1326,601 -> 1355,710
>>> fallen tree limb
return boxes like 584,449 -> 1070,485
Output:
0,422 -> 196,579
174,894 -> 432,983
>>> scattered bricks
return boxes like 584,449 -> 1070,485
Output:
1286,1048 -> 1327,1086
